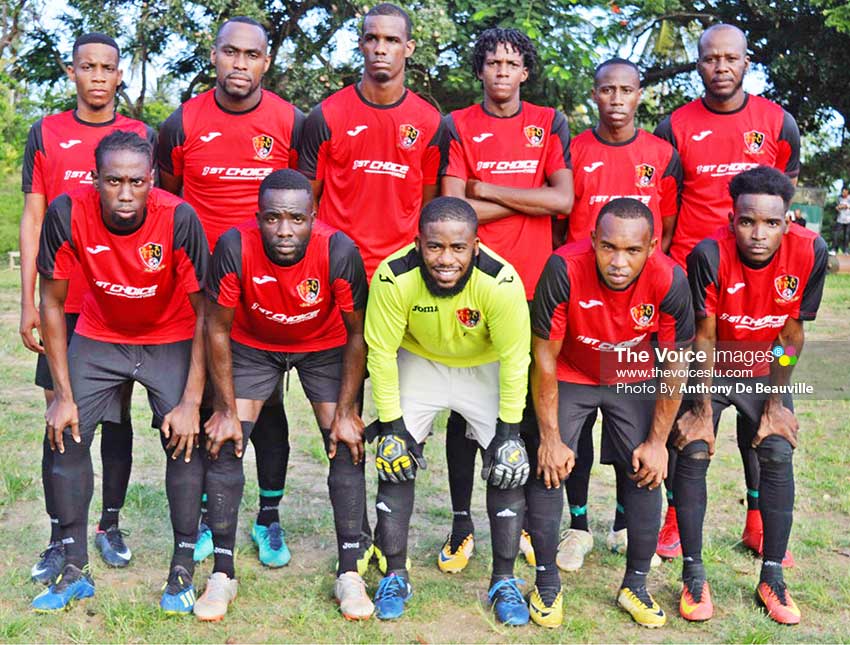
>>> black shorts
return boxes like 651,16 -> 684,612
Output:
35,313 -> 80,390
69,335 -> 191,439
707,377 -> 794,442
230,341 -> 343,404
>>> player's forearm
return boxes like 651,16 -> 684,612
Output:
19,207 -> 43,307
205,322 -> 236,413
465,196 -> 515,223
39,287 -> 71,399
477,182 -> 572,218
650,353 -> 690,444
661,216 -> 676,254
531,339 -> 561,443
183,303 -> 207,406
337,332 -> 366,416
690,319 -> 717,412
769,318 -> 804,403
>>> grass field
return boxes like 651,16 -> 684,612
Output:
0,267 -> 848,643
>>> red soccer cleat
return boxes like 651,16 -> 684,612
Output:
656,505 -> 682,559
679,578 -> 714,622
757,580 -> 801,625
742,510 -> 795,567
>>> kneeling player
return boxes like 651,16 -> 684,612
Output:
673,166 -> 827,624
529,198 -> 693,628
202,170 -> 372,621
365,197 -> 532,623
33,131 -> 208,612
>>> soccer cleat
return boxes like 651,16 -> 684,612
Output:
95,526 -> 132,567
31,564 -> 95,612
251,522 -> 291,568
757,580 -> 801,625
679,578 -> 713,621
617,585 -> 667,628
193,572 -> 238,622
607,528 -> 662,568
656,506 -> 682,559
519,529 -> 536,567
160,565 -> 195,615
437,533 -> 474,573
556,529 -> 593,571
373,573 -> 413,620
741,510 -> 795,567
31,542 -> 65,585
193,523 -> 213,563
334,571 -> 374,620
488,577 -> 530,626
528,585 -> 563,628
372,544 -> 410,576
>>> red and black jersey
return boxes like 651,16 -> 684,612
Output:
442,102 -> 572,299
297,85 -> 443,279
568,128 -> 681,244
22,110 -> 156,313
687,225 -> 827,376
158,89 -> 304,250
37,186 -> 208,345
207,219 -> 367,353
532,239 -> 694,385
654,94 -> 800,267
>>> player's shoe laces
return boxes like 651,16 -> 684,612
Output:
488,577 -> 530,626
617,585 -> 667,628
251,521 -> 291,568
437,532 -> 474,573
528,585 -> 563,628
606,528 -> 662,567
193,572 -> 238,622
741,510 -> 795,567
160,565 -> 195,615
334,571 -> 374,620
31,542 -> 65,585
372,544 -> 410,575
373,573 -> 412,620
95,526 -> 132,567
519,529 -> 536,566
656,506 -> 682,559
556,528 -> 593,571
679,578 -> 713,621
193,523 -> 213,563
31,563 -> 95,612
757,580 -> 801,625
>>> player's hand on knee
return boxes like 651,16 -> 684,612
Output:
203,409 -> 243,461
630,439 -> 668,489
536,435 -> 573,489
329,409 -> 366,465
45,396 -> 79,453
162,399 -> 201,462
753,400 -> 799,449
481,420 -> 530,489
674,404 -> 716,455
375,418 -> 425,483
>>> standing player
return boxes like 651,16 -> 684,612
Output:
32,131 -> 208,613
557,57 -> 681,571
654,23 -> 801,562
673,166 -> 827,624
529,198 -> 693,628
20,33 -> 156,581
158,16 -> 303,567
365,197 -> 532,624
440,27 -> 573,572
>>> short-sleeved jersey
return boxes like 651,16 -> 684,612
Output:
568,128 -> 682,244
532,240 -> 694,385
298,85 -> 443,279
443,102 -> 572,299
365,243 -> 530,423
687,225 -> 827,376
158,89 -> 304,249
207,219 -> 367,353
22,110 -> 157,313
655,95 -> 800,267
37,186 -> 208,345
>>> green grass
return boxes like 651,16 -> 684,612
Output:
0,171 -> 23,254
0,269 -> 849,642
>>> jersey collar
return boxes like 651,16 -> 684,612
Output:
213,90 -> 264,115
591,127 -> 639,147
354,83 -> 408,110
700,92 -> 750,115
72,109 -> 118,128
480,101 -> 523,119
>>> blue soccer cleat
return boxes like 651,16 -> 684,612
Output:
373,573 -> 413,620
160,565 -> 195,615
193,523 -> 213,563
488,577 -> 530,626
32,564 -> 95,612
251,521 -> 291,568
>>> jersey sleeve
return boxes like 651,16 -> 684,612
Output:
653,116 -> 677,149
531,254 -> 570,340
22,119 -> 45,194
422,117 -> 445,185
441,114 -> 468,181
157,106 -> 185,177
776,110 -> 801,178
659,148 -> 683,218
206,227 -> 243,307
658,264 -> 694,347
798,236 -> 828,320
328,231 -> 368,312
171,202 -> 209,293
544,110 -> 572,175
288,106 -> 306,170
686,239 -> 720,319
297,103 -> 331,181
37,194 -> 76,279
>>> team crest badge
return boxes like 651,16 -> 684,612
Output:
399,124 -> 420,149
630,303 -> 655,328
743,130 -> 765,154
524,125 -> 544,147
635,163 -> 656,188
252,134 -> 275,159
456,308 -> 481,328
138,242 -> 163,272
296,278 -> 321,305
774,274 -> 799,302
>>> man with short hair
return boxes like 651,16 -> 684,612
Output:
33,130 -> 208,613
20,32 -> 156,581
833,186 -> 850,254
365,196 -> 532,624
201,169 -> 370,620
673,166 -> 827,624
529,198 -> 693,628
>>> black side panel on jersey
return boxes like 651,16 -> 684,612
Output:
156,106 -> 185,175
799,236 -> 828,320
21,118 -> 45,193
531,254 -> 570,340
291,106 -> 306,154
297,103 -> 331,180
37,194 -> 73,278
206,227 -> 243,303
660,264 -> 695,344
653,116 -> 677,149
328,231 -> 369,310
551,111 -> 572,169
686,238 -> 720,318
475,247 -> 506,279
172,201 -> 210,289
779,110 -> 801,177
437,114 -> 458,177
387,247 -> 420,278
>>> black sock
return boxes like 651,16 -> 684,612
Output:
612,466 -> 628,531
565,414 -> 594,532
250,405 -> 289,527
673,441 -> 711,571
757,436 -> 794,564
618,464 -> 661,582
99,419 -> 133,530
325,433 -> 367,576
446,411 -> 477,547
42,431 -> 62,544
161,426 -> 203,577
664,445 -> 678,511
759,559 -> 784,585
256,490 -> 283,527
525,476 -> 563,594
375,478 -> 415,573
53,434 -> 95,569
737,413 -> 762,511
486,483 -> 524,578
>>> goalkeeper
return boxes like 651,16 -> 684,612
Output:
364,196 -> 532,625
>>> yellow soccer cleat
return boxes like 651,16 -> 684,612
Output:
528,585 -> 563,628
519,529 -> 536,567
437,533 -> 475,573
372,544 -> 410,575
617,585 -> 667,628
